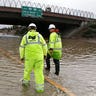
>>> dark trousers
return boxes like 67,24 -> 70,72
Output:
46,53 -> 60,75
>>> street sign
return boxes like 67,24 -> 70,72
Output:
21,6 -> 42,18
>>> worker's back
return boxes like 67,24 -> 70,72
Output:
21,30 -> 45,60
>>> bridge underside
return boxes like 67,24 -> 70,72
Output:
0,7 -> 84,37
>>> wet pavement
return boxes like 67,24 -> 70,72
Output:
61,39 -> 96,96
0,37 -> 61,96
0,36 -> 96,96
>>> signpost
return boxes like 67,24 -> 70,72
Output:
21,6 -> 42,18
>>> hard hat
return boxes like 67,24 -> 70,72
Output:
48,24 -> 56,29
28,23 -> 36,27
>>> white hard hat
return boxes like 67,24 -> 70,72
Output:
28,23 -> 36,27
48,24 -> 56,29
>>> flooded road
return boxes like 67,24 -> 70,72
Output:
61,39 -> 96,96
0,36 -> 96,96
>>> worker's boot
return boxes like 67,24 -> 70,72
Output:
36,89 -> 44,93
22,80 -> 30,87
35,84 -> 44,93
45,67 -> 50,71
55,72 -> 59,76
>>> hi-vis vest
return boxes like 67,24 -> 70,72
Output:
48,32 -> 62,59
19,30 -> 47,59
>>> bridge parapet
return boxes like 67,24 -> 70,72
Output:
0,0 -> 96,19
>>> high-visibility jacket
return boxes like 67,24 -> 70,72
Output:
48,32 -> 62,60
19,30 -> 47,60
19,30 -> 47,91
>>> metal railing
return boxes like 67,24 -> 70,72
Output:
0,0 -> 96,19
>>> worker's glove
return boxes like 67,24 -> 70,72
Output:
44,56 -> 47,59
45,39 -> 49,43
21,58 -> 24,63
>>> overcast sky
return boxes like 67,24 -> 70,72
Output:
23,0 -> 96,13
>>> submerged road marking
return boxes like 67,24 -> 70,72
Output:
45,76 -> 76,96
0,48 -> 76,96
0,48 -> 23,64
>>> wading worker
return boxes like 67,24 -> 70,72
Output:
19,23 -> 47,93
45,24 -> 62,76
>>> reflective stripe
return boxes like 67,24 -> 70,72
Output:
25,34 -> 41,45
36,84 -> 44,90
49,42 -> 54,44
38,34 -> 40,44
42,44 -> 46,46
54,48 -> 62,50
22,80 -> 30,84
20,45 -> 25,48
26,42 -> 40,44
26,35 -> 28,44
56,39 -> 61,42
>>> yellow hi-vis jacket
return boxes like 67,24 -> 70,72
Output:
19,30 -> 47,60
48,32 -> 62,60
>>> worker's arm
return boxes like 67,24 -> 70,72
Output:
39,34 -> 47,57
49,33 -> 56,54
19,35 -> 26,60
49,33 -> 56,49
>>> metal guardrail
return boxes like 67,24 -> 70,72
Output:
0,0 -> 96,19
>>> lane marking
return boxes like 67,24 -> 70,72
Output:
0,48 -> 76,96
45,76 -> 76,96
0,48 -> 23,64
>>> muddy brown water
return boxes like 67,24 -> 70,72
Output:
0,36 -> 96,96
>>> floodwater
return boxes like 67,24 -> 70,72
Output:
0,36 -> 96,96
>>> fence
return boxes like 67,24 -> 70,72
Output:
0,0 -> 96,19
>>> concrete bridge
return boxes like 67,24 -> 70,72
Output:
0,0 -> 96,37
